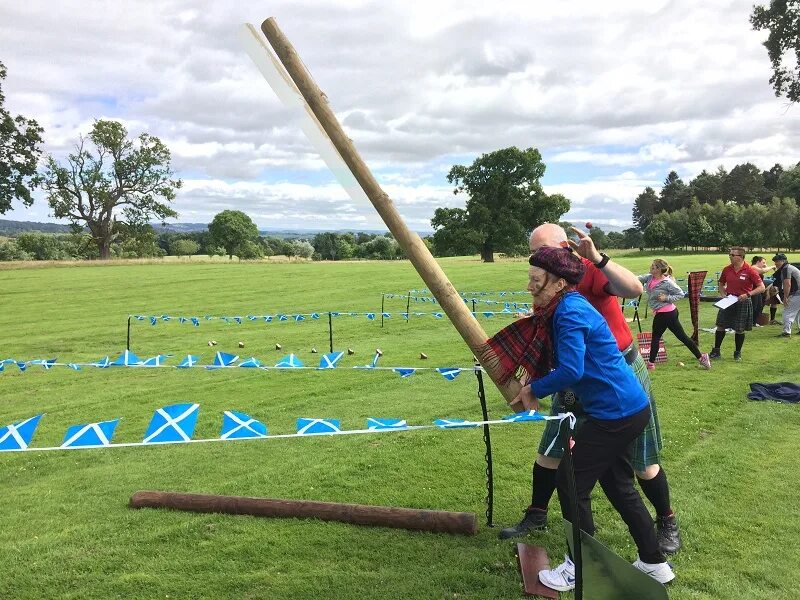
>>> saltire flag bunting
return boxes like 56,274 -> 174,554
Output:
264,316 -> 273,322
318,351 -> 343,369
161,315 -> 171,322
179,317 -> 188,324
311,313 -> 320,319
211,352 -> 239,367
150,316 -> 158,325
433,418 -> 478,429
143,403 -> 200,444
234,317 -> 242,324
0,414 -> 43,451
278,314 -> 288,321
238,357 -> 263,368
191,317 -> 200,327
382,312 -> 390,318
177,355 -> 200,368
93,356 -> 111,368
393,368 -> 416,378
502,410 -> 545,422
17,361 -> 27,372
134,315 -> 145,321
111,350 -> 143,366
366,418 -> 408,431
220,411 -> 267,439
401,312 -> 409,320
61,418 -> 120,448
330,312 -> 340,317
42,359 -> 57,370
366,313 -> 376,320
66,363 -> 82,371
276,354 -> 303,368
294,314 -> 305,322
436,367 -> 462,381
142,355 -> 170,367
432,312 -> 444,318
483,311 -> 495,318
296,418 -> 341,435
248,315 -> 258,321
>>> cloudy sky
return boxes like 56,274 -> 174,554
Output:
1,0 -> 797,232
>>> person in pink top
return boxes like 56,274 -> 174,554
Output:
639,259 -> 711,370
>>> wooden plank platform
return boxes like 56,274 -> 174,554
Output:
516,543 -> 558,598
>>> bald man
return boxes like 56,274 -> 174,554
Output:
499,223 -> 681,556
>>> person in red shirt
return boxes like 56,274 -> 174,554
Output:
709,247 -> 765,361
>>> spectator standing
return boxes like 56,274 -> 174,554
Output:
772,253 -> 800,337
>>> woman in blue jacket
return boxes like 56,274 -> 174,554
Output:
509,246 -> 674,591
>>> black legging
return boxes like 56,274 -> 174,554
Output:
650,308 -> 701,362
752,292 -> 765,325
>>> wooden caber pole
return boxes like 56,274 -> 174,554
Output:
259,18 -> 520,403
130,491 -> 477,535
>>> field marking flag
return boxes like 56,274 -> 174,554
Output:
149,316 -> 158,325
234,317 -> 242,324
179,317 -> 188,324
42,359 -> 57,370
212,352 -> 239,367
276,354 -> 303,368
247,315 -> 258,321
177,355 -> 200,368
191,317 -> 200,327
93,356 -> 111,368
142,355 -> 170,367
61,418 -> 120,448
278,314 -> 289,321
436,367 -> 462,381
393,368 -> 416,378
66,363 -> 82,371
143,403 -> 200,444
401,312 -> 409,320
133,315 -> 145,321
502,410 -> 545,422
17,361 -> 27,372
366,313 -> 376,320
318,351 -> 343,369
294,314 -> 305,321
264,315 -> 273,322
0,414 -> 43,451
433,419 -> 478,429
238,357 -> 262,368
366,418 -> 408,431
220,411 -> 267,439
111,350 -> 143,366
161,315 -> 171,322
297,418 -> 341,435
311,313 -> 320,319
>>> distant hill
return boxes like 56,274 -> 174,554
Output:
0,219 -> 74,235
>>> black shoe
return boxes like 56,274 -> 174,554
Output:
498,508 -> 547,539
656,515 -> 682,555
780,332 -> 791,338
733,351 -> 742,362
709,348 -> 721,359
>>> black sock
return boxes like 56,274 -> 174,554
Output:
714,330 -> 726,349
735,333 -> 745,353
530,462 -> 558,511
637,467 -> 673,518
771,306 -> 777,320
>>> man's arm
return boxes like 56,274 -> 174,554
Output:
568,227 -> 643,299
784,278 -> 791,306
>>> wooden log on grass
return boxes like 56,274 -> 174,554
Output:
130,491 -> 477,535
257,18 -> 520,405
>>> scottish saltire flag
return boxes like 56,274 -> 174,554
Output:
294,314 -> 305,322
17,361 -> 27,372
42,359 -> 57,369
111,350 -> 143,366
436,368 -> 462,381
247,315 -> 258,321
61,418 -> 120,448
432,312 -> 444,319
161,315 -> 171,322
393,368 -> 416,378
278,314 -> 288,321
503,410 -> 545,422
433,419 -> 478,429
264,315 -> 273,322
401,312 -> 409,320
191,317 -> 200,327
0,414 -> 43,451
234,317 -> 242,324
212,352 -> 239,367
276,354 -> 303,368
150,316 -> 158,325
382,312 -> 391,318
142,355 -> 169,367
66,363 -> 82,371
220,411 -> 267,439
179,317 -> 189,324
238,357 -> 262,368
366,418 -> 408,431
366,313 -> 376,320
330,312 -> 340,317
296,418 -> 340,435
133,315 -> 145,321
143,403 -> 199,444
318,351 -> 343,369
93,356 -> 111,368
310,313 -> 320,319
177,355 -> 199,368
483,311 -> 495,318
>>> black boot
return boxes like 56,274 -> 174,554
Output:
498,507 -> 547,539
656,515 -> 682,555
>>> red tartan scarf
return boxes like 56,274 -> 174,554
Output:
484,289 -> 574,385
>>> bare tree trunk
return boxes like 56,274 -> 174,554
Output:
481,242 -> 494,263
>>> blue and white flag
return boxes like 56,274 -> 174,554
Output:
238,357 -> 262,368
433,419 -> 478,429
220,411 -> 267,439
212,352 -> 239,367
432,312 -> 444,319
16,361 -> 27,372
296,418 -> 341,435
42,359 -> 57,370
150,316 -> 158,326
278,314 -> 288,321
177,355 -> 200,368
143,403 -> 199,444
190,317 -> 200,327
264,315 -> 273,322
93,356 -> 111,368
66,363 -> 82,371
318,351 -> 344,369
393,368 -> 416,378
436,367 -> 462,381
482,311 -> 495,318
382,312 -> 391,318
310,313 -> 320,319
233,317 -> 242,324
61,418 -> 120,448
366,313 -> 376,321
366,418 -> 408,431
276,354 -> 303,368
0,414 -> 43,451
142,355 -> 170,367
502,410 -> 545,422
111,350 -> 143,367
294,314 -> 305,322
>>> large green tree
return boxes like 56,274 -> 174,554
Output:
439,147 -> 569,262
42,120 -> 181,259
751,1 -> 800,102
722,162 -> 766,205
632,186 -> 659,230
208,209 -> 259,259
0,60 -> 44,213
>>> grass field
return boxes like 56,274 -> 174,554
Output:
1,252 -> 799,599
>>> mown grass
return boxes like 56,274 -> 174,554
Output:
0,253 -> 799,599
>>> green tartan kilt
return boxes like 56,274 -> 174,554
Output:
715,297 -> 753,332
536,352 -> 663,471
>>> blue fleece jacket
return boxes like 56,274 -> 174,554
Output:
530,292 -> 648,420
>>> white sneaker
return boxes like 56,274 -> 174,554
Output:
539,555 -> 576,591
698,352 -> 712,369
633,557 -> 675,584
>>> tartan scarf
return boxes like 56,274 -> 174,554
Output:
484,289 -> 574,385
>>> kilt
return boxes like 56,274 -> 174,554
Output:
537,350 -> 663,471
715,297 -> 753,332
